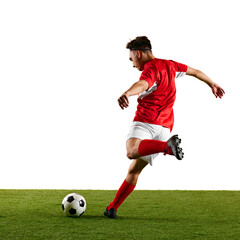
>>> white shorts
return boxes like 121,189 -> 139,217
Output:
127,121 -> 171,165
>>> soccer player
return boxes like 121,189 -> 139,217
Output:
104,36 -> 225,219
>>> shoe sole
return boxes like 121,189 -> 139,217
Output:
167,135 -> 184,160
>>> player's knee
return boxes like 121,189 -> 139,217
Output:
126,148 -> 139,159
126,138 -> 141,160
126,150 -> 135,159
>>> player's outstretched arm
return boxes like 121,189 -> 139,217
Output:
186,66 -> 225,98
118,80 -> 149,109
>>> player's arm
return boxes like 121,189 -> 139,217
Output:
118,80 -> 149,110
186,66 -> 225,98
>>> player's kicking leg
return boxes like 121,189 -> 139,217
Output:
126,135 -> 184,160
104,158 -> 148,219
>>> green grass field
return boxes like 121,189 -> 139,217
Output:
0,190 -> 240,240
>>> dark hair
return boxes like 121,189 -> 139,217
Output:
126,36 -> 152,51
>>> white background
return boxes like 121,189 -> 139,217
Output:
0,0 -> 239,190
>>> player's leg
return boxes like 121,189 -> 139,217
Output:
104,158 -> 148,218
126,137 -> 142,160
126,135 -> 184,160
126,158 -> 148,185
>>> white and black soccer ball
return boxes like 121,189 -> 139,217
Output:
62,193 -> 86,217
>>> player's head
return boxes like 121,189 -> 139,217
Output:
126,36 -> 154,71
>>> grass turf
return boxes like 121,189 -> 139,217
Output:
0,190 -> 240,240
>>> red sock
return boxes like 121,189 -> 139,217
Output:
108,179 -> 135,210
138,139 -> 172,156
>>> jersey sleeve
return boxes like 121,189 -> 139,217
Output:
170,60 -> 187,78
139,67 -> 156,88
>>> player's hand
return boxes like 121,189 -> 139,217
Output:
210,83 -> 225,99
118,93 -> 129,110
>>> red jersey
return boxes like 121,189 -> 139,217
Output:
133,58 -> 187,131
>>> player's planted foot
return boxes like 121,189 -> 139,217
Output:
104,206 -> 117,219
164,135 -> 184,160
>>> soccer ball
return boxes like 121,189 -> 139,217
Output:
62,193 -> 86,217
